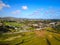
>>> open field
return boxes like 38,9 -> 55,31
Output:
0,30 -> 60,45
0,19 -> 60,45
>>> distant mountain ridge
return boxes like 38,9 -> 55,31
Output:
0,17 -> 60,21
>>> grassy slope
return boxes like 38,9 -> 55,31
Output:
0,31 -> 60,45
0,23 -> 60,45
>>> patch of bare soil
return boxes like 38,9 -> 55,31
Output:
34,30 -> 46,37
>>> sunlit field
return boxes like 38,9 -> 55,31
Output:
0,19 -> 60,45
0,29 -> 60,45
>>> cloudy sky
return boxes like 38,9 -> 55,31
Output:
0,0 -> 60,19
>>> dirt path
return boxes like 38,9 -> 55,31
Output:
34,30 -> 46,37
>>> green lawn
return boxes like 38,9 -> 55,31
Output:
4,22 -> 25,27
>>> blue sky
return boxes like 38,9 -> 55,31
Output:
0,0 -> 60,19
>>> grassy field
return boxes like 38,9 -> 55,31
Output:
4,22 -> 25,27
0,30 -> 60,45
0,21 -> 60,45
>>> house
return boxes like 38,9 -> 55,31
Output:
38,23 -> 44,25
56,22 -> 60,25
32,24 -> 39,28
49,22 -> 56,28
49,22 -> 56,25
0,23 -> 3,26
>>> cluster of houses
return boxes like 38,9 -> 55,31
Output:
0,21 -> 60,33
27,21 -> 60,31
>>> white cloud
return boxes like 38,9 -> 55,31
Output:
0,1 -> 10,10
30,7 -> 60,16
30,8 -> 43,15
22,6 -> 28,10
12,10 -> 21,14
